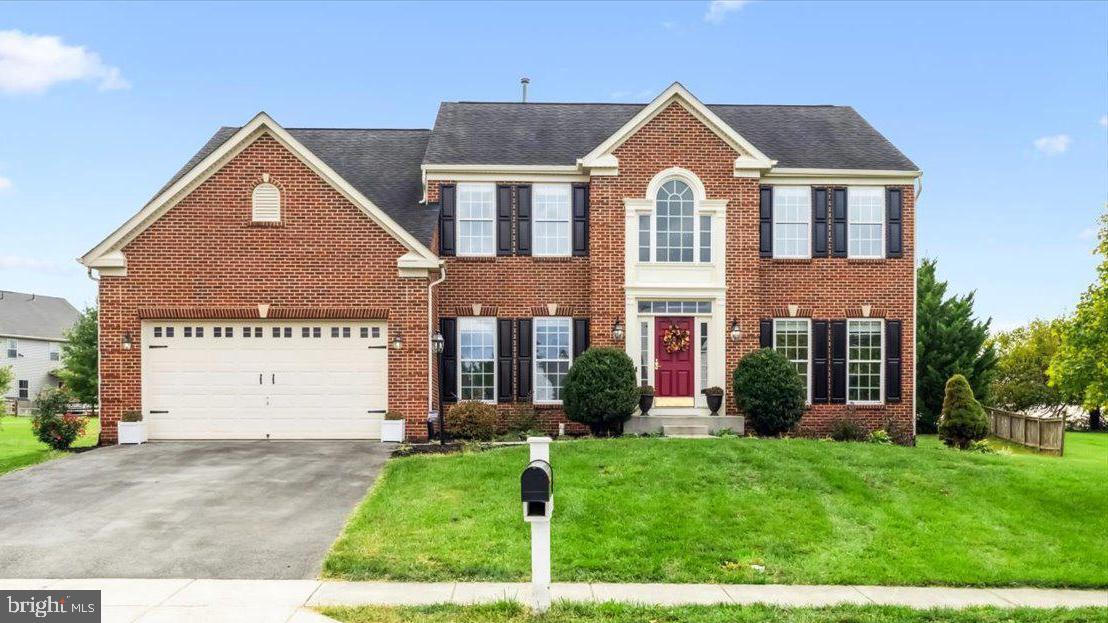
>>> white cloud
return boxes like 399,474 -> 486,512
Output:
1032,134 -> 1071,156
0,176 -> 11,190
0,30 -> 129,94
705,0 -> 749,23
1099,115 -> 1107,128
1078,226 -> 1097,240
609,88 -> 656,102
0,255 -> 75,274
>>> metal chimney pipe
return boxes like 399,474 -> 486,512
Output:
521,77 -> 530,103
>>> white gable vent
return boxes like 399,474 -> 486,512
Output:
251,183 -> 281,222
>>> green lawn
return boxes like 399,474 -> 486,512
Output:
324,433 -> 1108,587
322,602 -> 1106,623
0,415 -> 100,476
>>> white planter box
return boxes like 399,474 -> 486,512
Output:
381,419 -> 405,443
117,421 -> 147,445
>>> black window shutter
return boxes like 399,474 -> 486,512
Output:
573,318 -> 590,358
572,183 -> 589,256
759,186 -> 773,257
831,188 -> 848,258
496,185 -> 513,256
812,187 -> 829,257
497,319 -> 514,402
759,318 -> 773,349
517,319 -> 532,400
886,187 -> 903,258
517,185 -> 532,256
885,320 -> 902,403
830,320 -> 847,403
440,318 -> 457,403
439,185 -> 456,257
812,320 -> 829,403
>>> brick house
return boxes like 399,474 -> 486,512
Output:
80,83 -> 918,444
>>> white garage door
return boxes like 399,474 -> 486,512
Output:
141,320 -> 388,439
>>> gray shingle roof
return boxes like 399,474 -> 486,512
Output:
423,102 -> 917,171
160,127 -> 437,245
0,291 -> 79,341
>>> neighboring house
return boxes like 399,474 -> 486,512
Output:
0,291 -> 79,411
80,83 -> 918,444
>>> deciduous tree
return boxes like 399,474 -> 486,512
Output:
58,306 -> 98,410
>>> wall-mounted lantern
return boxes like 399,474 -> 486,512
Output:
122,332 -> 134,350
431,331 -> 445,354
612,319 -> 625,342
391,333 -> 403,350
728,320 -> 742,343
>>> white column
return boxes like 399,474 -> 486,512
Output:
527,436 -> 552,613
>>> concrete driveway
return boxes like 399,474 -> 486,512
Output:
0,441 -> 390,579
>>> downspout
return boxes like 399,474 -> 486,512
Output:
85,268 -> 101,427
911,173 -> 921,443
427,264 -> 446,416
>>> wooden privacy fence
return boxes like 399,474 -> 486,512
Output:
985,407 -> 1065,455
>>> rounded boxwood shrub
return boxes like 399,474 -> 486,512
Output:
31,388 -> 86,450
446,401 -> 498,440
938,374 -> 989,449
563,347 -> 638,436
732,348 -> 806,437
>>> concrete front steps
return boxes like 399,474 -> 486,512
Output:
625,414 -> 744,437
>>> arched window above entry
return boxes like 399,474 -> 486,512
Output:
251,183 -> 281,222
638,170 -> 713,264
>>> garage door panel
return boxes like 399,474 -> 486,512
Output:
142,321 -> 388,440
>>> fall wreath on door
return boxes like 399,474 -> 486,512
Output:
661,324 -> 690,354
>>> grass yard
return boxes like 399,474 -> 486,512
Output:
321,602 -> 1107,623
0,415 -> 99,476
324,433 -> 1108,587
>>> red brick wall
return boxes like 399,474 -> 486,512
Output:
98,133 -> 432,443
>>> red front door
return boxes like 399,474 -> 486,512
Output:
655,316 -> 694,397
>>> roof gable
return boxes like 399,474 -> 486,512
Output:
81,113 -> 439,272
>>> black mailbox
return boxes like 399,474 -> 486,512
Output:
521,459 -> 552,502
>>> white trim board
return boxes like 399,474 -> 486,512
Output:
80,112 -> 440,273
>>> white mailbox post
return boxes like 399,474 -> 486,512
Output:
520,436 -> 553,613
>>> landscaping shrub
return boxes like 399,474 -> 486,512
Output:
121,409 -> 143,423
563,347 -> 638,436
829,418 -> 868,442
506,403 -> 539,434
938,374 -> 989,449
446,401 -> 498,440
31,388 -> 86,450
732,348 -> 805,437
868,429 -> 894,445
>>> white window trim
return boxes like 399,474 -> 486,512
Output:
847,186 -> 886,259
644,175 -> 713,265
846,318 -> 885,405
772,186 -> 812,259
457,316 -> 497,403
455,182 -> 497,257
773,318 -> 813,404
531,183 -> 573,257
533,317 -> 573,405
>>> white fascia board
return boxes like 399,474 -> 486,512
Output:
578,82 -> 775,175
81,112 -> 439,268
764,167 -> 923,185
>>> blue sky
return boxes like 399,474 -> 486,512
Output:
1,1 -> 1105,331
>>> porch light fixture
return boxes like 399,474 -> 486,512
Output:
431,331 -> 445,354
391,333 -> 403,350
728,320 -> 742,343
121,332 -> 133,350
612,319 -> 625,342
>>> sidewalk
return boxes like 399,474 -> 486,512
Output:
2,579 -> 1105,623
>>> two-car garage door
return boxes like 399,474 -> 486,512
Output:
141,320 -> 388,439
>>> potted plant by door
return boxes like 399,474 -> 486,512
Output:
639,385 -> 655,416
118,410 -> 147,444
381,411 -> 406,443
702,386 -> 725,415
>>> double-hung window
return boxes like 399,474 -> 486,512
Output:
18,380 -> 28,399
774,319 -> 811,403
848,187 -> 884,258
533,184 -> 572,256
534,318 -> 572,403
456,183 -> 496,256
6,339 -> 16,358
847,319 -> 883,403
458,317 -> 496,401
773,186 -> 811,258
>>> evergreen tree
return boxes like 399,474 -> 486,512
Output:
938,374 -> 989,449
58,307 -> 98,411
916,259 -> 996,433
